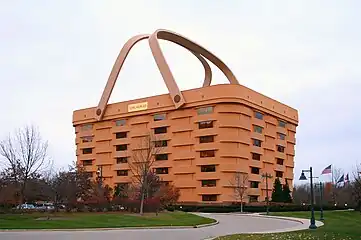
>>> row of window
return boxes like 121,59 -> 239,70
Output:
116,132 -> 215,144
202,180 -> 264,189
82,148 -> 217,158
115,166 -> 283,178
253,125 -> 286,140
201,194 -> 258,202
118,119 -> 213,130
254,111 -> 287,128
85,160 -> 284,176
114,106 -> 214,128
83,147 -> 287,166
81,108 -> 287,132
81,147 -> 168,157
83,121 -> 285,137
81,123 -> 286,146
250,166 -> 284,178
251,153 -> 285,165
116,167 -> 169,176
252,139 -> 286,152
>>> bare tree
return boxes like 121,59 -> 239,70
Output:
332,167 -> 344,186
229,171 -> 248,213
48,162 -> 93,211
352,164 -> 361,212
292,183 -> 310,205
0,125 -> 51,204
331,167 -> 344,204
129,133 -> 161,214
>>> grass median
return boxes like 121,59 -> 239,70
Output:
215,210 -> 361,240
0,211 -> 215,230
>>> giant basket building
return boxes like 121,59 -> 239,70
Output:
73,29 -> 298,204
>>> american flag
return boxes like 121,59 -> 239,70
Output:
321,164 -> 332,175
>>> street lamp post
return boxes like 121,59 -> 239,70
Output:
299,167 -> 317,229
262,173 -> 273,215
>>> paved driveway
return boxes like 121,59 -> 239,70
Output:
0,213 -> 318,240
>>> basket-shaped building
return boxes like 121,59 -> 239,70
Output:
73,29 -> 298,204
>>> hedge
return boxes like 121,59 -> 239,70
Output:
167,204 -> 351,213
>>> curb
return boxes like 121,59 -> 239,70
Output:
246,214 -> 305,224
195,220 -> 219,228
196,212 -> 325,240
198,212 -> 304,224
197,212 -> 322,225
0,217 -> 219,232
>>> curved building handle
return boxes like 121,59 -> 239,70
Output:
148,29 -> 240,108
95,34 -> 213,121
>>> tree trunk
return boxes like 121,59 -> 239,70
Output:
54,195 -> 59,213
240,201 -> 243,213
20,181 -> 27,205
139,191 -> 145,215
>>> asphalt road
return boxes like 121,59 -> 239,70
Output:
0,213 -> 312,240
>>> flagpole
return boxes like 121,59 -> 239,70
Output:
331,164 -> 334,185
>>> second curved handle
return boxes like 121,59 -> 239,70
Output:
148,29 -> 240,108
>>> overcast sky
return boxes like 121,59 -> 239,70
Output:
1,0 -> 360,183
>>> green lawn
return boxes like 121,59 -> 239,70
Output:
215,210 -> 361,240
0,211 -> 215,229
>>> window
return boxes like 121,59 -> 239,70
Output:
278,120 -> 287,128
198,120 -> 213,129
201,180 -> 217,187
115,119 -> 126,126
83,160 -> 93,166
154,127 -> 167,134
155,154 -> 168,161
200,150 -> 215,158
277,145 -> 285,153
155,168 -> 169,174
201,165 -> 216,172
251,167 -> 260,174
117,170 -> 128,176
276,171 -> 283,178
202,194 -> 217,201
116,144 -> 127,151
252,139 -> 262,147
154,113 -> 166,121
81,124 -> 93,131
116,132 -> 127,139
199,135 -> 214,143
116,157 -> 128,164
254,111 -> 264,120
252,153 -> 261,161
155,140 -> 168,147
81,136 -> 93,143
82,148 -> 93,154
277,133 -> 286,140
253,125 -> 263,134
197,106 -> 213,115
276,158 -> 284,165
250,181 -> 259,188
249,195 -> 258,202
